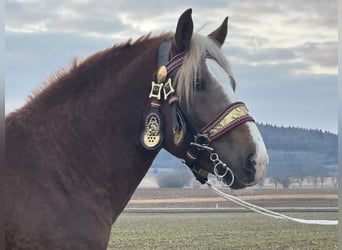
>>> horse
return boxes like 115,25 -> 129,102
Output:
4,9 -> 268,250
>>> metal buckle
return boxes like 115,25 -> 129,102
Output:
189,134 -> 213,151
195,134 -> 211,145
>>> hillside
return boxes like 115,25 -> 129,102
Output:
257,124 -> 337,178
258,124 -> 337,155
151,123 -> 338,179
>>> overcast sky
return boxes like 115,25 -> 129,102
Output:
5,0 -> 338,133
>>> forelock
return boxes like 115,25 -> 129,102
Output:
174,33 -> 233,110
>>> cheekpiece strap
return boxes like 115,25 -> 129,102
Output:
157,39 -> 185,75
157,39 -> 172,68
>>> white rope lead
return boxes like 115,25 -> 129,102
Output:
206,181 -> 338,226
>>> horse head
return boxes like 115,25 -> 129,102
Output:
142,9 -> 268,189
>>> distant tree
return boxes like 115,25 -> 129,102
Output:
292,176 -> 304,189
258,179 -> 265,189
309,166 -> 331,188
269,178 -> 278,189
319,176 -> 328,189
273,176 -> 291,188
271,176 -> 291,188
308,176 -> 319,188
156,166 -> 193,188
331,176 -> 338,188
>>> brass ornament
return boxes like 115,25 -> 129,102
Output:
163,79 -> 175,100
149,82 -> 163,100
157,65 -> 168,83
173,109 -> 186,146
174,128 -> 185,146
141,112 -> 163,150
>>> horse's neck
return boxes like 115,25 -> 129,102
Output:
11,38 -> 163,220
84,52 -> 159,215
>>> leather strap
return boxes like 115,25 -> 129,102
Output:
157,39 -> 172,68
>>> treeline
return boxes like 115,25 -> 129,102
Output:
257,123 -> 337,154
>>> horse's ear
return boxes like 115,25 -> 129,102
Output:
174,8 -> 193,53
208,17 -> 228,47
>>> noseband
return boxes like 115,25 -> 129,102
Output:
141,40 -> 254,186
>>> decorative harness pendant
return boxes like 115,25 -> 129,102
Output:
141,109 -> 163,150
141,71 -> 165,150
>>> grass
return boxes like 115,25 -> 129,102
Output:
108,212 -> 337,250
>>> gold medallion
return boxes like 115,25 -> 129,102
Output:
141,112 -> 163,150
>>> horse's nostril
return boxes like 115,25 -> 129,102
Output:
248,157 -> 257,167
245,154 -> 256,175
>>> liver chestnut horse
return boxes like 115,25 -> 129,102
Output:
5,9 -> 268,250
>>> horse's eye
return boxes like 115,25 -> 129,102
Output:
195,77 -> 205,91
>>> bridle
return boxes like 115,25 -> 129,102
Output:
140,39 -> 254,186
183,101 -> 254,185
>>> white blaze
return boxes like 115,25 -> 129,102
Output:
205,59 -> 238,103
205,59 -> 269,184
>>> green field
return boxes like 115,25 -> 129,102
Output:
108,212 -> 337,250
